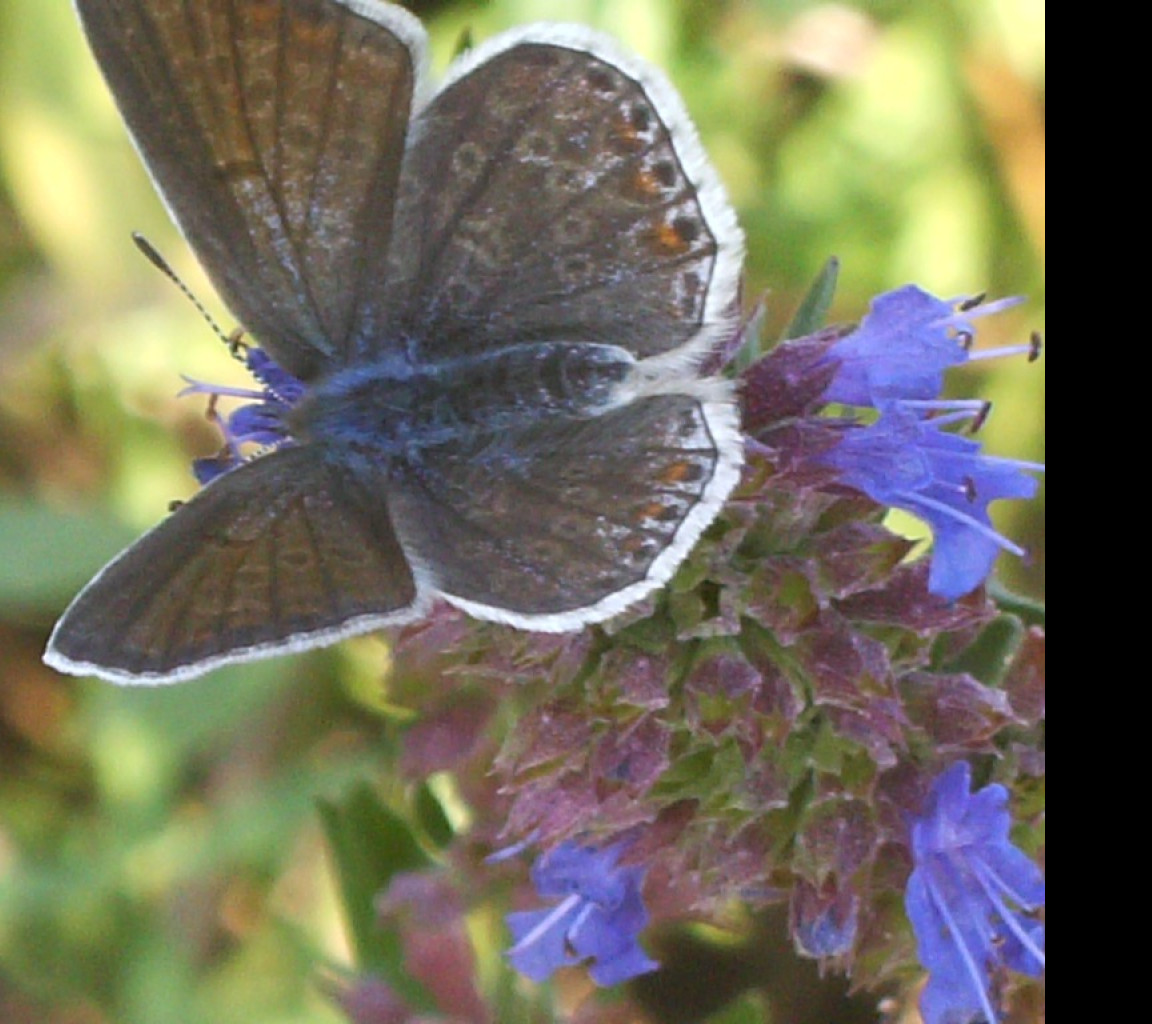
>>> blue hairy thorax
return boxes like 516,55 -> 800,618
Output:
291,342 -> 637,454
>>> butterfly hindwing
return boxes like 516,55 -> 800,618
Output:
389,391 -> 741,630
45,446 -> 425,684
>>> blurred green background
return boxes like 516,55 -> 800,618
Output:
0,1 -> 1043,1022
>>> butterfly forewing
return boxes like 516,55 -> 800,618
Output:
75,0 -> 424,379
45,447 -> 424,684
383,31 -> 743,363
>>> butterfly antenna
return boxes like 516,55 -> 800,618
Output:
131,232 -> 246,360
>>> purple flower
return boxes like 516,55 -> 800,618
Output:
180,344 -> 304,484
817,405 -> 1041,599
505,841 -> 659,987
906,762 -> 1044,1024
821,285 -> 1036,410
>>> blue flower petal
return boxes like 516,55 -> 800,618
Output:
907,869 -> 995,1024
246,346 -> 306,402
961,783 -> 1012,842
505,903 -> 583,981
531,842 -> 628,906
998,920 -> 1045,976
586,942 -> 660,987
822,287 -> 973,406
818,407 -> 1040,599
505,841 -> 658,987
569,872 -> 650,962
180,346 -> 303,484
905,763 -> 1045,1024
980,842 -> 1045,909
191,456 -> 234,486
821,286 -> 1027,408
924,516 -> 1006,604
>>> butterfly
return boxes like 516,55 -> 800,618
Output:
44,0 -> 745,685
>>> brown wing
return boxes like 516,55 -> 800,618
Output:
388,392 -> 741,630
45,446 -> 425,684
76,0 -> 425,379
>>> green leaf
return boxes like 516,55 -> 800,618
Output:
450,26 -> 474,60
0,499 -> 137,615
987,580 -> 1045,628
782,257 -> 840,340
937,613 -> 1025,687
412,782 -> 454,849
316,784 -> 430,1000
730,296 -> 768,373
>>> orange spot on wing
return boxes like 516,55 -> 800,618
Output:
612,116 -> 641,145
628,168 -> 664,199
660,461 -> 693,484
654,221 -> 691,254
